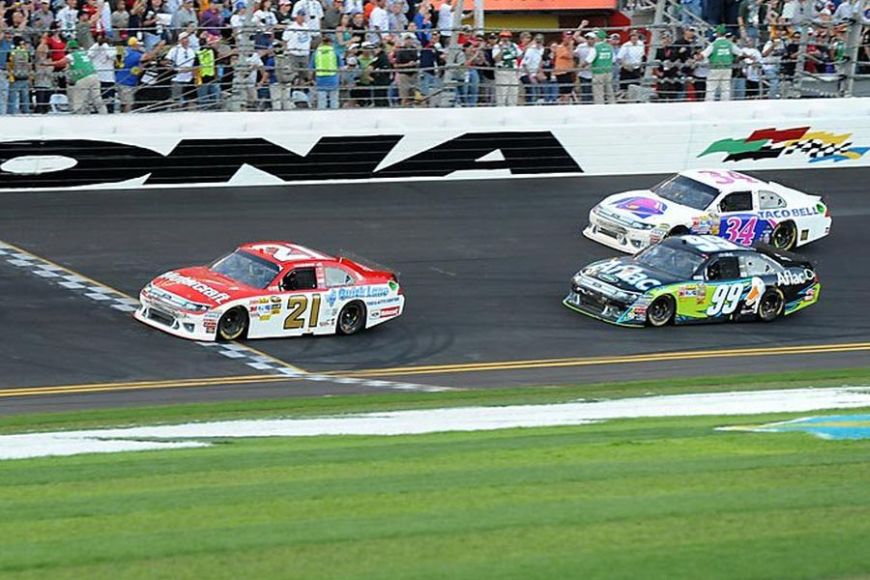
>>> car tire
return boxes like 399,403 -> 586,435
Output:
758,289 -> 785,322
217,307 -> 248,341
337,301 -> 367,335
771,221 -> 797,251
647,296 -> 675,327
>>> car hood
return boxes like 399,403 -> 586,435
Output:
149,267 -> 253,307
580,257 -> 684,293
596,190 -> 702,227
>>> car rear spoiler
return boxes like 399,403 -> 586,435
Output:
753,242 -> 814,269
337,250 -> 401,281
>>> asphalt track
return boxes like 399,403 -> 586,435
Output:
1,167 -> 868,413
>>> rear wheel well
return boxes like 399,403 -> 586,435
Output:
668,226 -> 690,237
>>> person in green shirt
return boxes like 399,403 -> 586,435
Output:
701,25 -> 745,101
584,29 -> 616,104
64,38 -> 107,114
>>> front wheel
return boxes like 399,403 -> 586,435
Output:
771,222 -> 797,251
337,301 -> 366,335
646,296 -> 675,327
758,289 -> 785,322
217,307 -> 248,341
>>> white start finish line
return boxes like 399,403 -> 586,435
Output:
3,387 -> 870,461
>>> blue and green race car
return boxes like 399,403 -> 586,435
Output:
564,234 -> 820,327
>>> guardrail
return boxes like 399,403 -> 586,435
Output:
0,18 -> 867,113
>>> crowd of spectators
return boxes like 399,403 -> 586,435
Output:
0,0 -> 866,113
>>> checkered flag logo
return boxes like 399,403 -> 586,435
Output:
784,139 -> 853,160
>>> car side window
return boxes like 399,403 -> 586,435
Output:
758,190 -> 786,210
281,267 -> 318,291
706,256 -> 741,281
325,266 -> 355,288
718,191 -> 753,213
739,254 -> 781,277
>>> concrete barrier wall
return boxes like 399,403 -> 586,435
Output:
1,98 -> 868,191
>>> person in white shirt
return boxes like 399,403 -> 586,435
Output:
438,0 -> 453,39
88,34 -> 117,112
740,37 -> 763,98
165,31 -> 197,108
254,0 -> 279,29
343,0 -> 363,14
283,10 -> 312,81
616,30 -> 645,91
573,31 -> 594,103
520,34 -> 543,104
56,0 -> 78,39
292,0 -> 324,46
368,0 -> 389,44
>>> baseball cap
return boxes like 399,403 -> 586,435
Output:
127,36 -> 140,46
584,31 -> 596,38
596,29 -> 606,39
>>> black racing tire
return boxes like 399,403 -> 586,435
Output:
771,221 -> 797,251
337,301 -> 367,335
758,288 -> 785,322
667,226 -> 690,238
217,307 -> 248,341
646,296 -> 675,327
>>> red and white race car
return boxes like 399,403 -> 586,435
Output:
135,241 -> 404,341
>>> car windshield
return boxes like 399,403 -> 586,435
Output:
635,244 -> 706,279
651,175 -> 719,210
210,250 -> 280,289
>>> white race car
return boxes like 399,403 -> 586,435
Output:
583,169 -> 832,253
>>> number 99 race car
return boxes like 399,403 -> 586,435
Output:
563,235 -> 820,327
583,169 -> 831,253
135,241 -> 404,341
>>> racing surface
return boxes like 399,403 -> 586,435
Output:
1,167 -> 868,412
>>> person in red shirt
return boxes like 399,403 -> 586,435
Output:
46,24 -> 68,72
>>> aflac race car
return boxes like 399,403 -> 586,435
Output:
564,235 -> 820,327
135,242 -> 404,341
584,169 -> 831,253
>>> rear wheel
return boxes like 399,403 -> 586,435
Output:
647,296 -> 675,327
337,301 -> 366,335
771,222 -> 797,251
217,307 -> 248,341
758,289 -> 785,322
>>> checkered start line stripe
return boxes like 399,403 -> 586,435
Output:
0,242 -> 452,394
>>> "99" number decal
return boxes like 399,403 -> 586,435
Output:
706,283 -> 744,316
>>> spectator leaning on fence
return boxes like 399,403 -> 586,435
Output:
617,30 -> 645,92
8,35 -> 31,114
586,29 -> 615,105
283,9 -> 312,81
702,24 -> 745,101
64,38 -> 106,113
492,29 -> 519,107
573,31 -> 594,103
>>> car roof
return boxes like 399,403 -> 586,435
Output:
679,169 -> 767,193
660,235 -> 751,256
237,241 -> 336,266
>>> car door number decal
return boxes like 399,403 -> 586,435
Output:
706,283 -> 744,316
698,170 -> 761,185
283,294 -> 322,330
724,216 -> 758,245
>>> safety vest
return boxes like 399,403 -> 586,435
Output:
314,44 -> 337,77
591,41 -> 613,75
197,48 -> 215,78
10,46 -> 30,80
69,49 -> 96,83
708,38 -> 734,69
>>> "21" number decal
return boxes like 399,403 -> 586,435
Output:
283,294 -> 322,330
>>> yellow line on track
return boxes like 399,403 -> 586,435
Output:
333,342 -> 870,378
1,240 -> 307,374
0,374 -> 290,398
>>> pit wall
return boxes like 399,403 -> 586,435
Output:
0,98 -> 867,191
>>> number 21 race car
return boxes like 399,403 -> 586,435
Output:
583,169 -> 831,254
564,235 -> 820,327
135,242 -> 404,341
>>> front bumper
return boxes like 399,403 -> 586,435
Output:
562,284 -> 646,327
583,215 -> 660,254
135,294 -> 217,341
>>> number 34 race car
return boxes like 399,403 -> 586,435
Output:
583,169 -> 831,253
135,242 -> 404,341
564,235 -> 820,327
